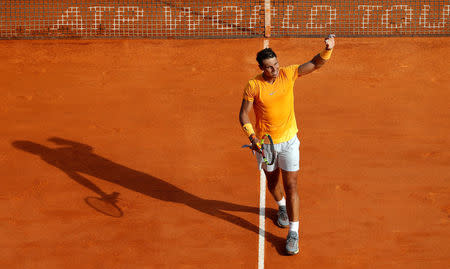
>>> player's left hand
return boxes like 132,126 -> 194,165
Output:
325,34 -> 335,50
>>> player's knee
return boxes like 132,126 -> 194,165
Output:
264,169 -> 280,189
267,180 -> 277,192
284,180 -> 298,196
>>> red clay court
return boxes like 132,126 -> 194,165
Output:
1,1 -> 450,268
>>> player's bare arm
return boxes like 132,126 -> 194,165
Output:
297,34 -> 335,77
239,99 -> 261,151
239,99 -> 252,126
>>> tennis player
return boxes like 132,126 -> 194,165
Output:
239,35 -> 335,255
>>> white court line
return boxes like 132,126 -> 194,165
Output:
259,0 -> 270,262
258,169 -> 266,269
264,0 -> 271,38
258,35 -> 269,269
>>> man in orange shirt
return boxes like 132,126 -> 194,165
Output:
239,35 -> 335,255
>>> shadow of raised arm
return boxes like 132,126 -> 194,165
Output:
48,137 -> 93,151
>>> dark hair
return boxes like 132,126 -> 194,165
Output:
256,48 -> 277,66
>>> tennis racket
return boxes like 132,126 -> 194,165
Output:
242,134 -> 275,165
259,134 -> 275,165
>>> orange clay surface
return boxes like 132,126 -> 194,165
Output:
1,37 -> 450,268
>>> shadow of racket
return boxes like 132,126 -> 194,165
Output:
84,192 -> 123,218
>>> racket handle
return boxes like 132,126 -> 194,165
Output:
256,142 -> 262,150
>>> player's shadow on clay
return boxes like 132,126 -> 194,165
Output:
12,137 -> 287,254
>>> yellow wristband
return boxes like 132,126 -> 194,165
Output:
242,123 -> 255,137
319,48 -> 333,60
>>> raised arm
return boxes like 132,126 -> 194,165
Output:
298,34 -> 335,77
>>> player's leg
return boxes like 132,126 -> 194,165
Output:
278,136 -> 301,255
264,168 -> 282,201
257,150 -> 289,228
281,170 -> 299,222
281,170 -> 299,255
278,136 -> 301,221
264,168 -> 289,228
257,149 -> 283,202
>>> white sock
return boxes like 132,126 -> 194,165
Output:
289,221 -> 299,233
276,197 -> 286,207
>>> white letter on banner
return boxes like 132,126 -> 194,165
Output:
88,6 -> 114,30
358,5 -> 382,29
382,5 -> 413,29
282,5 -> 299,29
164,7 -> 196,30
191,7 -> 212,30
306,5 -> 337,29
249,5 -> 262,29
113,6 -> 144,30
420,5 -> 450,29
212,6 -> 243,30
51,7 -> 86,30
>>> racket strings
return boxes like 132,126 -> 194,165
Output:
262,143 -> 275,165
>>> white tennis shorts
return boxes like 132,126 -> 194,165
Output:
256,135 -> 300,172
